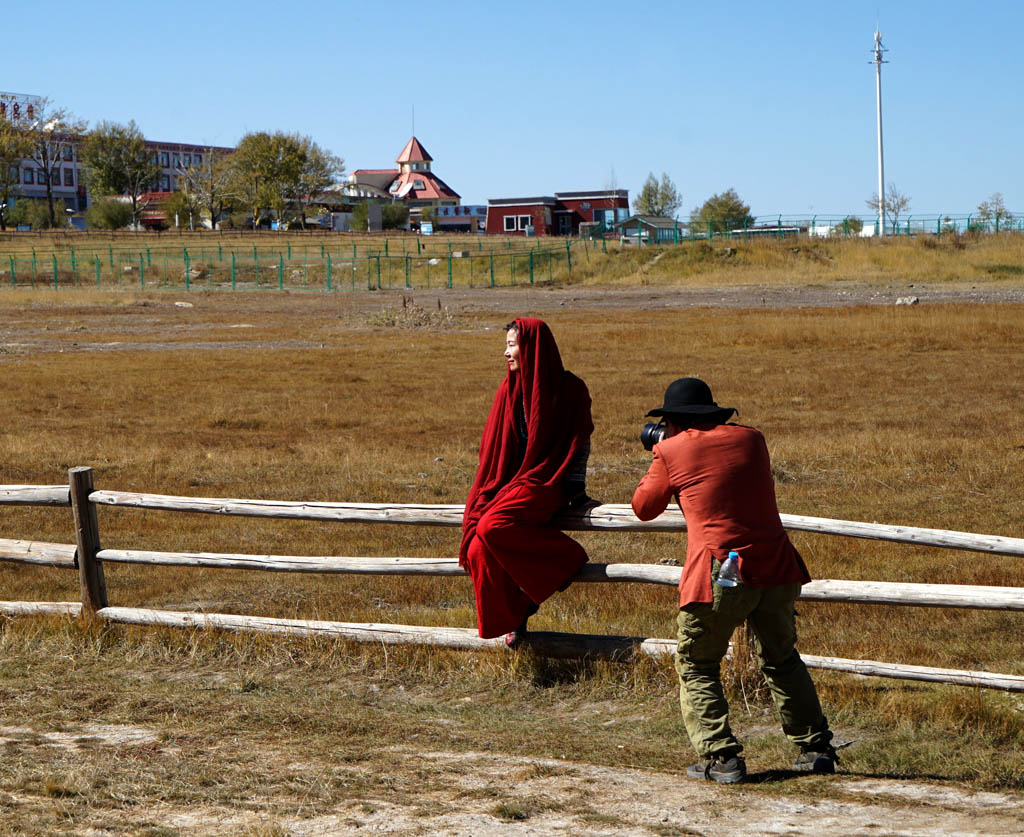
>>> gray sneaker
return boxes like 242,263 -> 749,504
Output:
686,754 -> 747,784
793,747 -> 839,774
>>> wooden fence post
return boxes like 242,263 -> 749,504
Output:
69,467 -> 108,614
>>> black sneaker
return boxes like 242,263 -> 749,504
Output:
685,754 -> 746,784
793,747 -> 839,774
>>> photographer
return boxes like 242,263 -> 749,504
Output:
459,318 -> 593,646
632,378 -> 836,784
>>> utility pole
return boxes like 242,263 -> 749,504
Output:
872,29 -> 888,237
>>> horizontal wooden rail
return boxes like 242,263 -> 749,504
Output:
92,548 -> 1024,612
0,485 -> 71,506
3,599 -> 1022,692
92,607 -> 1024,693
5,538 -> 1022,612
0,601 -> 82,617
0,539 -> 77,568
87,493 -> 1024,557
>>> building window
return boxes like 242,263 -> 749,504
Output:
172,153 -> 180,167
160,175 -> 170,190
518,215 -> 532,230
63,146 -> 73,161
160,152 -> 169,167
52,169 -> 59,185
413,179 -> 425,190
194,153 -> 202,165
37,169 -> 46,183
64,168 -> 74,186
183,154 -> 191,166
504,216 -> 516,232
24,168 -> 33,184
9,165 -> 19,183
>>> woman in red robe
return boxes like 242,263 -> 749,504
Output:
459,318 -> 593,643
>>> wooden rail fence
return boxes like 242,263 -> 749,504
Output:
2,467 -> 1023,692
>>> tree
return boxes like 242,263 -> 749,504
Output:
291,137 -> 344,229
0,120 -> 34,230
690,188 -> 754,234
831,216 -> 863,236
161,189 -> 201,230
976,192 -> 1012,230
79,120 -> 161,229
381,202 -> 409,230
866,183 -> 911,231
21,98 -> 86,227
633,171 -> 682,217
6,197 -> 70,230
84,197 -> 134,230
229,131 -> 306,228
176,148 -> 234,230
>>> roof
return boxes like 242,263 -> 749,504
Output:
487,196 -> 559,207
554,189 -> 629,201
615,214 -> 680,229
390,170 -> 459,200
350,169 -> 399,190
396,136 -> 432,164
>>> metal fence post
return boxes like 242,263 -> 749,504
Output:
68,467 -> 108,616
52,255 -> 59,289
140,254 -> 145,288
447,256 -> 453,288
565,240 -> 571,275
8,256 -> 14,287
278,254 -> 284,290
327,254 -> 332,291
489,253 -> 494,287
185,252 -> 191,290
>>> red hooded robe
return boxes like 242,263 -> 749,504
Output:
459,318 -> 593,638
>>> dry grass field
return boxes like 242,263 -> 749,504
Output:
1,234 -> 1023,834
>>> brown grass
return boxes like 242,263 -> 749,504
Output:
1,274 -> 1023,828
4,229 -> 1024,292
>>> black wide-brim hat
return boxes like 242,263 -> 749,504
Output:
646,377 -> 735,418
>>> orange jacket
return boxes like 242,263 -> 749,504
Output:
632,423 -> 809,606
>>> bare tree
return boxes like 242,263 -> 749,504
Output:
866,182 -> 911,231
21,98 -> 86,227
177,149 -> 235,230
976,192 -> 1013,230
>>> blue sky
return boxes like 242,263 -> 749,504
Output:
5,1 -> 1021,218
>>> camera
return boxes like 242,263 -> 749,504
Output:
640,420 -> 667,451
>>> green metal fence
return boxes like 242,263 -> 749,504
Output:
603,214 -> 1024,244
1,238 -> 589,292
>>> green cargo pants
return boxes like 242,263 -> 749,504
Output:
674,561 -> 832,759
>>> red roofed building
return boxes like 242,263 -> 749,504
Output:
345,136 -> 462,228
486,190 -> 630,236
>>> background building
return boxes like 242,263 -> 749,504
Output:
485,190 -> 629,236
344,136 -> 460,228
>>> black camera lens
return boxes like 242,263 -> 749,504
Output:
640,421 -> 667,451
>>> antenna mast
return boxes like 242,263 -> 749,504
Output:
872,29 -> 888,237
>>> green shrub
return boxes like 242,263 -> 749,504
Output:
85,197 -> 134,230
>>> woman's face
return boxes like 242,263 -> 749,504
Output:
504,328 -> 521,372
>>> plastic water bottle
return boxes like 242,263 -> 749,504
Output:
716,550 -> 741,587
